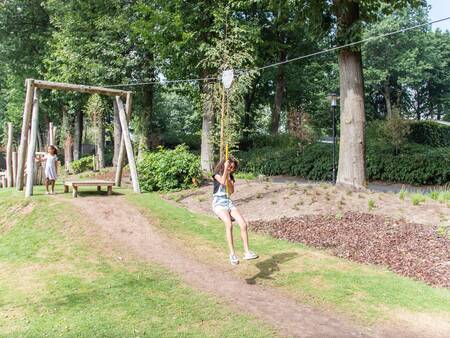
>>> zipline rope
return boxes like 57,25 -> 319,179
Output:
103,16 -> 450,89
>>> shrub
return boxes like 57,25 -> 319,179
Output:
239,141 -> 450,185
408,121 -> 450,147
137,145 -> 202,192
71,156 -> 94,174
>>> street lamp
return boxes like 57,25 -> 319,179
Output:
328,93 -> 338,184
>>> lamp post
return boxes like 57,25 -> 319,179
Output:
329,93 -> 338,184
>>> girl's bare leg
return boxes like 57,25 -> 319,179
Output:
230,208 -> 250,253
216,209 -> 235,255
45,178 -> 49,194
51,180 -> 55,194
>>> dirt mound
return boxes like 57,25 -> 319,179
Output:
250,212 -> 450,288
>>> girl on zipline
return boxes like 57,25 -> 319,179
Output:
37,145 -> 58,195
212,157 -> 258,265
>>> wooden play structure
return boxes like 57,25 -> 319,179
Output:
15,79 -> 140,197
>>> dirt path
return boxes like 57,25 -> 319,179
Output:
69,196 -> 420,338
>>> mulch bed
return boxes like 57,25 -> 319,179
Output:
250,212 -> 450,289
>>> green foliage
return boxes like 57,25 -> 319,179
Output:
381,116 -> 411,153
240,140 -> 450,186
368,199 -> 376,210
137,145 -> 202,192
71,156 -> 94,174
411,193 -> 426,205
408,121 -> 450,147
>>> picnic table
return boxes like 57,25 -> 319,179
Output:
63,180 -> 114,198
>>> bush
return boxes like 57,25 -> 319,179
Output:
137,145 -> 202,192
71,156 -> 94,174
239,142 -> 450,185
408,121 -> 450,147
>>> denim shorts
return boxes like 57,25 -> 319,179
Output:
212,195 -> 236,215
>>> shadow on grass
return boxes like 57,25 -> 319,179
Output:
246,252 -> 298,285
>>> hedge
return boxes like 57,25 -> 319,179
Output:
408,121 -> 450,147
238,142 -> 450,185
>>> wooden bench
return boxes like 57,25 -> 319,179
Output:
63,180 -> 114,198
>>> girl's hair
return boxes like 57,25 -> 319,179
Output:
214,157 -> 238,175
48,145 -> 58,155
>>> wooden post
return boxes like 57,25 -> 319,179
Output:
49,122 -> 54,145
25,89 -> 39,197
115,95 -> 140,193
16,79 -> 34,190
115,93 -> 132,187
6,122 -> 13,187
12,151 -> 17,187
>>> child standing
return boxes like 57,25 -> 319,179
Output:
41,145 -> 58,195
212,157 -> 258,265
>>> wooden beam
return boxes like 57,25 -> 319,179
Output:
6,122 -> 13,187
16,79 -> 34,191
115,92 -> 132,187
32,79 -> 129,97
115,95 -> 140,193
25,88 -> 39,197
12,151 -> 17,188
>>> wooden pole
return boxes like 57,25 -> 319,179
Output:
6,122 -> 13,187
16,79 -> 34,191
25,88 -> 39,197
49,122 -> 54,145
115,93 -> 132,187
115,95 -> 140,193
12,151 -> 17,187
53,126 -> 57,146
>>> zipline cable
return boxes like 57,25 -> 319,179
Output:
103,16 -> 450,89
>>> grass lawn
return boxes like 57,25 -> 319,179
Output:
126,191 -> 450,325
0,188 -> 276,337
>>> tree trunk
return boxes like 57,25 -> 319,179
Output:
62,107 -> 74,172
200,80 -> 215,172
138,83 -> 154,161
113,101 -> 121,166
73,110 -> 82,160
95,122 -> 105,169
335,0 -> 366,190
270,49 -> 286,134
383,82 -> 393,119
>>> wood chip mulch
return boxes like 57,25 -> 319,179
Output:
250,212 -> 450,289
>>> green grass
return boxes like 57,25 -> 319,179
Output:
126,192 -> 450,324
411,193 -> 426,206
0,188 -> 275,337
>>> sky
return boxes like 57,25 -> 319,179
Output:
428,0 -> 450,31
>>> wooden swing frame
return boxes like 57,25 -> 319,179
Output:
16,79 -> 141,197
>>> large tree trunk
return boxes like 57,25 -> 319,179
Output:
138,83 -> 154,161
336,0 -> 366,190
62,107 -> 74,172
270,49 -> 286,134
73,110 -> 83,160
200,80 -> 215,172
113,101 -> 121,166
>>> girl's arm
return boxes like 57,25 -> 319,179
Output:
227,178 -> 234,195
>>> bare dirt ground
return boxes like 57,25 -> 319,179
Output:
167,179 -> 449,227
67,195 -> 428,338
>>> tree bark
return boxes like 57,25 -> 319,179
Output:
383,82 -> 393,119
138,83 -> 154,161
335,0 -> 366,190
270,49 -> 286,134
113,101 -> 121,166
95,122 -> 105,169
73,110 -> 83,160
62,107 -> 74,172
200,76 -> 215,172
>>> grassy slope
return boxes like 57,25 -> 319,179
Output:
0,188 -> 275,337
126,192 -> 450,325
